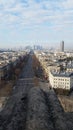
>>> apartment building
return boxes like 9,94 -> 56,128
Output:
49,71 -> 73,90
66,65 -> 73,73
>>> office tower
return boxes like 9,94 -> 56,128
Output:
60,41 -> 64,52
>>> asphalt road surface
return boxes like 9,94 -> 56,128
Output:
0,54 -> 73,130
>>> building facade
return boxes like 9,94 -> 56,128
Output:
49,71 -> 73,90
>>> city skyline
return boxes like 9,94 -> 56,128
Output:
0,0 -> 73,48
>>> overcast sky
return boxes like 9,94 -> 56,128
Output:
0,0 -> 73,48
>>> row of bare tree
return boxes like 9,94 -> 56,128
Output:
0,54 -> 29,87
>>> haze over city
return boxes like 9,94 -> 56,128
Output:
0,0 -> 73,48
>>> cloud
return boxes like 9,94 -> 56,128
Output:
0,0 -> 73,46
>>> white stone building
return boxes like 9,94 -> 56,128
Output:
49,71 -> 73,90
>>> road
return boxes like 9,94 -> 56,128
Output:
0,54 -> 72,130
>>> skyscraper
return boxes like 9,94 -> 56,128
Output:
60,41 -> 64,52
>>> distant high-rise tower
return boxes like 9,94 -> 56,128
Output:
60,41 -> 64,52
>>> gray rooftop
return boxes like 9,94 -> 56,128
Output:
51,71 -> 73,77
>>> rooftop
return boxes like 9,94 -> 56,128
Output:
51,71 -> 73,77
